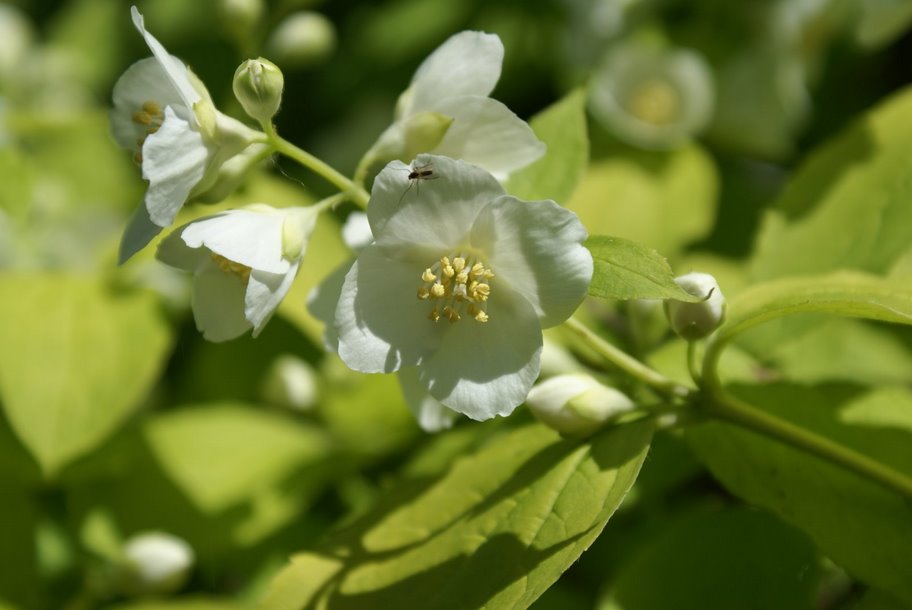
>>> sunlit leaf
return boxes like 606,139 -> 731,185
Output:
586,236 -> 702,302
0,274 -> 171,476
259,421 -> 653,610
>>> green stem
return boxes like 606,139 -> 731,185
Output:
687,341 -> 702,386
264,126 -> 370,208
703,385 -> 912,500
563,317 -> 693,400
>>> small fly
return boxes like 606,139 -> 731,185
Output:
397,162 -> 438,206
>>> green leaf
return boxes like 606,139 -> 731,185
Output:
686,383 -> 912,604
143,404 -> 333,514
598,508 -> 819,610
0,491 -> 39,609
504,89 -> 589,204
586,236 -> 702,302
104,598 -> 244,610
568,144 -> 717,257
0,274 -> 172,476
708,272 -> 912,362
751,86 -> 912,280
259,421 -> 653,610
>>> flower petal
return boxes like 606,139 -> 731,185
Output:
131,6 -> 202,110
141,106 -> 210,227
306,260 -> 353,353
418,289 -> 542,420
191,263 -> 251,342
336,245 -> 443,373
368,154 -> 505,251
431,96 -> 546,179
180,209 -> 290,274
247,262 -> 299,337
407,31 -> 503,115
155,222 -> 209,271
397,368 -> 457,433
471,196 -> 592,328
119,202 -> 164,264
110,57 -> 188,151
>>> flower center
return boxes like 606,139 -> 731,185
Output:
130,100 -> 165,164
416,255 -> 494,324
625,79 -> 679,126
210,253 -> 251,284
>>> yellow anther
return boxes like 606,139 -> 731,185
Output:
484,269 -> 495,279
132,110 -> 153,125
142,100 -> 162,115
210,253 -> 252,283
428,307 -> 440,322
417,254 -> 493,323
443,306 -> 460,323
474,310 -> 489,323
442,264 -> 455,278
472,283 -> 490,301
421,268 -> 437,283
470,263 -> 486,279
430,283 -> 446,298
417,286 -> 430,300
453,257 -> 466,273
455,271 -> 468,285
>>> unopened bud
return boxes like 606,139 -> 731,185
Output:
119,531 -> 194,596
526,374 -> 635,438
266,12 -> 337,69
261,355 -> 319,411
664,272 -> 726,341
233,57 -> 284,125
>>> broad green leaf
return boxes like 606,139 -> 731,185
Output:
586,236 -> 702,302
259,421 -> 653,610
687,383 -> 912,604
568,144 -> 717,257
143,404 -> 333,514
505,89 -> 589,204
706,272 -> 912,369
751,86 -> 912,280
0,274 -> 171,476
598,508 -> 819,610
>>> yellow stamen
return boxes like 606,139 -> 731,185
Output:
210,253 -> 252,283
416,253 -> 494,324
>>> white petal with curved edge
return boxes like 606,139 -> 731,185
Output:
131,7 -> 202,110
418,289 -> 542,420
397,368 -> 457,433
180,209 -> 290,274
119,202 -> 164,264
110,57 -> 188,151
247,262 -> 299,337
306,260 -> 353,352
141,107 -> 210,227
191,263 -> 251,342
432,96 -> 545,180
155,222 -> 209,270
407,31 -> 503,115
368,155 -> 505,251
341,212 -> 374,252
336,246 -> 443,373
471,196 -> 591,328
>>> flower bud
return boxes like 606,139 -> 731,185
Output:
119,532 -> 194,596
266,12 -> 337,69
526,374 -> 635,438
664,272 -> 726,341
233,57 -> 284,125
261,355 -> 319,411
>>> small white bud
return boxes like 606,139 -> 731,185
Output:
120,531 -> 194,596
526,374 -> 635,438
266,12 -> 337,69
233,57 -> 285,125
664,272 -> 726,341
261,355 -> 319,411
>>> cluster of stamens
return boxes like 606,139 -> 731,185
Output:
417,255 -> 494,323
130,100 -> 165,164
210,253 -> 252,283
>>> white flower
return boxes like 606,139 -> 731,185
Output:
664,272 -> 726,341
326,154 -> 592,420
367,31 -> 545,180
157,204 -> 317,342
111,6 -> 260,263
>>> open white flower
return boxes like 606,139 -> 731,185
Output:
366,32 -> 545,180
111,6 -> 260,263
157,204 -> 316,342
327,154 -> 592,420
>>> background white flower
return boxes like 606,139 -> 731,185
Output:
111,7 -> 259,263
329,155 -> 592,420
366,31 -> 545,180
157,205 -> 316,342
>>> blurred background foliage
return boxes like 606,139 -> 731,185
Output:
1,0 -> 912,608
